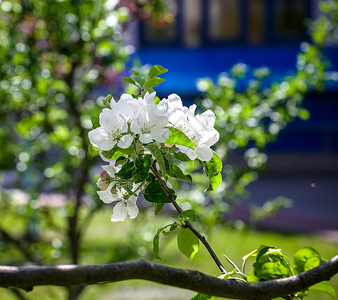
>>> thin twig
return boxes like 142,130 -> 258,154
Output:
151,164 -> 227,274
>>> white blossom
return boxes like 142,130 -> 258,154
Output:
97,182 -> 123,204
88,108 -> 133,150
110,195 -> 139,222
130,100 -> 170,144
169,104 -> 219,161
90,89 -> 220,223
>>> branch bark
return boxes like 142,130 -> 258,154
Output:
0,255 -> 337,299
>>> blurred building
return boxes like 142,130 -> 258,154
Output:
131,0 -> 338,232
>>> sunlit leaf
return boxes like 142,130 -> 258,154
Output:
165,127 -> 195,150
149,65 -> 168,78
309,281 -> 336,298
177,228 -> 199,260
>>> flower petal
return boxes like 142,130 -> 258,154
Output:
102,164 -> 116,176
118,134 -> 133,149
150,127 -> 170,143
167,94 -> 183,112
111,202 -> 128,222
99,151 -> 115,163
111,95 -> 135,120
126,198 -> 139,219
140,133 -> 153,144
177,145 -> 197,160
198,110 -> 216,128
130,120 -> 142,135
100,109 -> 119,130
200,129 -> 219,147
97,182 -> 116,203
143,91 -> 156,105
138,106 -> 151,128
88,127 -> 116,151
196,144 -> 213,161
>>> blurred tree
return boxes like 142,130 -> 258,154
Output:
0,0 -> 172,299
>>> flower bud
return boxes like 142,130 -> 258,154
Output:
97,171 -> 110,191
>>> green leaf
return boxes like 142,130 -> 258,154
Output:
102,94 -> 112,108
244,246 -> 294,281
246,269 -> 260,283
255,260 -> 290,280
191,293 -> 213,300
90,116 -> 100,129
173,152 -> 192,162
147,143 -> 168,179
131,74 -> 146,87
165,127 -> 195,150
130,70 -> 140,75
204,151 -> 223,191
116,160 -> 135,180
88,143 -> 99,155
115,156 -> 128,166
205,151 -> 222,177
153,225 -> 170,260
170,164 -> 193,184
122,77 -> 137,86
162,223 -> 178,236
144,77 -> 165,90
250,246 -> 293,281
153,223 -> 177,259
149,65 -> 168,78
206,173 -> 222,191
294,247 -> 322,274
101,145 -> 133,160
133,154 -> 152,183
152,203 -> 165,215
177,228 -> 199,260
172,209 -> 196,222
144,180 -> 174,203
309,281 -> 336,298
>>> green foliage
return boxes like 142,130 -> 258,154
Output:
153,222 -> 178,259
149,65 -> 169,78
169,164 -> 193,185
133,154 -> 152,183
0,1 -> 133,279
177,227 -> 200,260
191,293 -> 214,300
146,143 -> 168,179
165,127 -> 195,150
309,281 -> 336,299
0,2 -> 173,300
293,247 -> 324,273
220,245 -> 336,299
202,151 -> 223,191
122,64 -> 168,97
171,209 -> 196,222
144,180 -> 174,203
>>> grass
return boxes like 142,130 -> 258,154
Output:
0,208 -> 337,300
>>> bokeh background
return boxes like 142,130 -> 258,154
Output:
0,0 -> 337,299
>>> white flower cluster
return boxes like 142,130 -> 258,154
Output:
89,92 -> 219,222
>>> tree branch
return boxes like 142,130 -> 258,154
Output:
151,163 -> 227,274
0,256 -> 337,299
